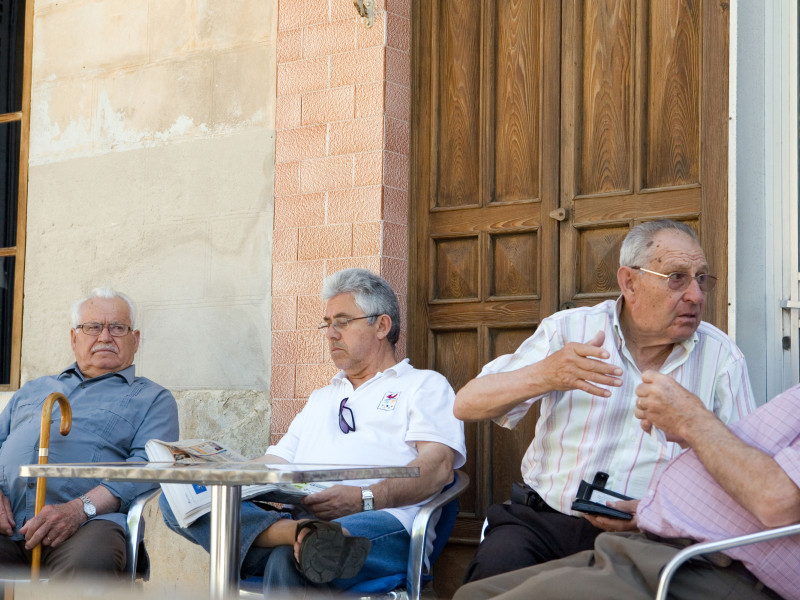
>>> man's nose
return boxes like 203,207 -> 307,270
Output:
683,278 -> 705,302
325,324 -> 340,339
97,325 -> 114,340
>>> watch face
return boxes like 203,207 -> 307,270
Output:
361,489 -> 374,511
81,495 -> 96,518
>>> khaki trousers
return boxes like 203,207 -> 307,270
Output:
453,532 -> 782,600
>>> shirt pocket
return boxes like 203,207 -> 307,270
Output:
50,406 -> 138,464
8,399 -> 39,430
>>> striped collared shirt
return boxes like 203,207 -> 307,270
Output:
483,299 -> 756,513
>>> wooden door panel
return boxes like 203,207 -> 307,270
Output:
435,1 -> 482,209
432,328 -> 481,515
645,0 -> 701,188
487,325 -> 538,504
579,0 -> 633,195
493,0 -> 542,203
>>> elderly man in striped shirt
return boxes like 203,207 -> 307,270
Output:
455,219 -> 756,583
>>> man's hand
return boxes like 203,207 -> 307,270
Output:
301,485 -> 362,521
538,331 -> 623,398
0,491 -> 15,536
455,331 -> 622,421
635,371 -> 711,446
582,499 -> 640,532
18,499 -> 85,549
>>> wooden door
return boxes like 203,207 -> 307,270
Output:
409,0 -> 729,593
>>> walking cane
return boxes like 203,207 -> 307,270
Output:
30,393 -> 72,581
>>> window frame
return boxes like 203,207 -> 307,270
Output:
0,0 -> 33,390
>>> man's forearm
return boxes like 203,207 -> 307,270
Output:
74,485 -> 121,518
454,368 -> 542,421
371,442 -> 455,510
681,413 -> 800,527
253,453 -> 289,464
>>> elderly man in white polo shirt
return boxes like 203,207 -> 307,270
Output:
455,219 -> 755,583
161,268 -> 466,595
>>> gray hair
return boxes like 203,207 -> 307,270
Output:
71,287 -> 137,329
619,220 -> 700,267
321,268 -> 401,345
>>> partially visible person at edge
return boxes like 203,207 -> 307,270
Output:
160,268 -> 466,595
453,378 -> 800,600
455,219 -> 756,582
0,287 -> 179,580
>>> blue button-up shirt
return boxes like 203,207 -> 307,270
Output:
0,364 -> 179,539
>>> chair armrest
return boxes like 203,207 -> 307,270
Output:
655,522 -> 800,600
406,470 -> 470,600
125,488 -> 161,581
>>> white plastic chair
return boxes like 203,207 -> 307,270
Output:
655,522 -> 800,600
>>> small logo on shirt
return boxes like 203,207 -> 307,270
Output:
377,392 -> 399,411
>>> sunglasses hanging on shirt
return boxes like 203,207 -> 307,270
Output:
338,398 -> 355,433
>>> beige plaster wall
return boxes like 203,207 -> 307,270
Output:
22,0 -> 279,591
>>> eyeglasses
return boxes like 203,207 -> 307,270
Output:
631,267 -> 717,292
75,322 -> 134,337
338,398 -> 355,434
318,315 -> 380,333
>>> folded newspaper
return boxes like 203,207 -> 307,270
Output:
145,438 -> 329,527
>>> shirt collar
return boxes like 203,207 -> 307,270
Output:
58,362 -> 137,385
611,296 -> 627,351
331,358 -> 411,386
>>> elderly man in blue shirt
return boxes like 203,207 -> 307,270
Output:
0,287 -> 179,581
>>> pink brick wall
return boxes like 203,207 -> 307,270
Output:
271,0 -> 411,444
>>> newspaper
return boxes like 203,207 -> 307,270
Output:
145,438 -> 329,527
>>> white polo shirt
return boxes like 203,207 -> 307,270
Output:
266,358 -> 467,532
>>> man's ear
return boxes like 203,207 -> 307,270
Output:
618,266 -> 637,300
375,314 -> 392,340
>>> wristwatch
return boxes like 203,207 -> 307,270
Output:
361,488 -> 374,512
79,494 -> 97,520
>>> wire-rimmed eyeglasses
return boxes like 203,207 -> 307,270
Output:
631,267 -> 717,292
318,315 -> 380,333
75,322 -> 134,337
338,398 -> 355,434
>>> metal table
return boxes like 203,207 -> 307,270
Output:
20,461 -> 419,599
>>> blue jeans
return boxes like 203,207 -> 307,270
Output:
159,494 -> 410,595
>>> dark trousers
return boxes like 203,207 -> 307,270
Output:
0,519 -> 126,580
463,500 -> 603,583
